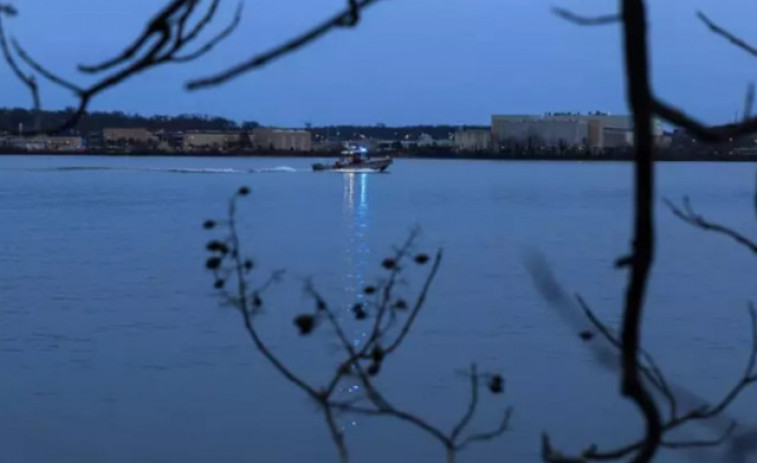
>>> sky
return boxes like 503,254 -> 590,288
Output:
1,0 -> 757,127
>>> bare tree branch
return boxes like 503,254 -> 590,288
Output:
576,295 -> 679,421
537,286 -> 757,461
221,190 -> 322,402
552,7 -> 620,26
0,0 -> 241,135
454,408 -> 513,452
647,11 -> 757,144
205,188 -> 511,463
0,7 -> 40,130
450,364 -> 480,442
186,0 -> 382,90
382,249 -> 442,355
174,0 -> 209,50
0,4 -> 16,16
12,39 -> 84,94
617,13 -> 757,144
663,197 -> 757,255
652,99 -> 750,143
324,405 -> 349,463
78,0 -> 195,73
662,421 -> 737,449
697,11 -> 757,58
172,2 -> 243,63
343,0 -> 361,26
617,2 -> 662,461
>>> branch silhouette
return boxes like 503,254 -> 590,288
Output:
0,0 -> 241,135
526,252 -> 757,463
697,11 -> 757,58
0,5 -> 39,130
202,187 -> 512,463
663,197 -> 757,255
545,2 -> 757,461
0,0 -> 384,134
186,0 -> 382,90
552,7 -> 620,26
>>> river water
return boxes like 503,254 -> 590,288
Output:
1,156 -> 756,463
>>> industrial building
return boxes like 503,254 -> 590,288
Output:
454,129 -> 492,152
251,128 -> 312,151
491,113 -> 661,150
102,128 -> 159,146
181,131 -> 241,152
0,135 -> 84,151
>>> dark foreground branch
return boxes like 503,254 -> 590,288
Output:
529,254 -> 757,462
0,6 -> 39,128
647,12 -> 757,143
0,0 -> 241,135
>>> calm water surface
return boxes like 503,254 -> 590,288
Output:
1,156 -> 756,462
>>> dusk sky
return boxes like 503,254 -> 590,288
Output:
2,0 -> 756,126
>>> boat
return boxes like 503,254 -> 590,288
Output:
312,145 -> 393,173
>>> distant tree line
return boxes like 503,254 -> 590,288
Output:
0,107 -> 491,142
0,107 -> 260,135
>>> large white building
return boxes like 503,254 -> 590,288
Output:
454,129 -> 492,152
491,113 -> 662,150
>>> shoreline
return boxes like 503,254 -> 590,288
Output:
1,149 -> 756,162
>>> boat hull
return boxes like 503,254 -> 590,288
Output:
312,157 -> 392,173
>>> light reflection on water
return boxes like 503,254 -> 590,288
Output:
341,172 -> 370,429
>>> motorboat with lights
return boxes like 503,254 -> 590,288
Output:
312,145 -> 393,173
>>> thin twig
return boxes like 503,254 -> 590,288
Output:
661,421 -> 737,449
187,0 -> 383,90
173,2 -> 243,63
455,408 -> 513,452
324,406 -> 349,463
552,7 -> 620,26
78,0 -> 192,73
383,250 -> 443,355
451,364 -> 479,442
664,198 -> 757,255
343,0 -> 361,26
1,0 -> 240,135
225,194 -> 321,402
575,295 -> 678,421
0,10 -> 39,115
12,39 -> 83,93
543,303 -> 757,462
698,11 -> 757,57
651,97 -> 757,144
209,190 -> 511,461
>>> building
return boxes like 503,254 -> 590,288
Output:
454,129 -> 492,152
102,127 -> 160,151
491,113 -> 655,150
414,133 -> 455,149
492,114 -> 591,149
181,131 -> 241,152
313,140 -> 345,152
252,128 -> 312,151
45,136 -> 84,151
103,128 -> 158,145
0,135 -> 84,151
